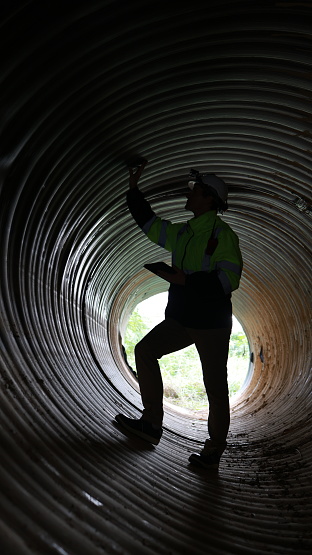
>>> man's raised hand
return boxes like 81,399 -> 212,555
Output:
128,160 -> 148,189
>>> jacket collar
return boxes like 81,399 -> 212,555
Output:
187,210 -> 217,232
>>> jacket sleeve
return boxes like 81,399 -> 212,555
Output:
213,228 -> 243,294
127,187 -> 155,228
127,187 -> 180,252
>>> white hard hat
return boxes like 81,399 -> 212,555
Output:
188,169 -> 228,203
200,174 -> 228,202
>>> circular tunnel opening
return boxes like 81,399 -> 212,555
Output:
122,292 -> 251,415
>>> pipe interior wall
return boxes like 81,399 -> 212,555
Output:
1,1 -> 311,554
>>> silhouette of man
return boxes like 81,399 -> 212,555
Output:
116,161 -> 243,469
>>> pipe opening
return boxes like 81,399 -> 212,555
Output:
110,284 -> 250,420
124,293 -> 250,409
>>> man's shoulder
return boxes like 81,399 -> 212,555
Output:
216,217 -> 239,238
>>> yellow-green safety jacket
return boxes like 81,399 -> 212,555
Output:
127,188 -> 243,329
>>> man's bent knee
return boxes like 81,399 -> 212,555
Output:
134,336 -> 160,361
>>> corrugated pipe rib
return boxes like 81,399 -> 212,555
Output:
1,2 -> 311,554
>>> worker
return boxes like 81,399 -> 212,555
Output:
116,161 -> 243,469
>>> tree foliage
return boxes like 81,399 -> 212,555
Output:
124,310 -> 149,355
229,332 -> 249,358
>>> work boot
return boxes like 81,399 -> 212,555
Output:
115,414 -> 162,445
188,439 -> 226,470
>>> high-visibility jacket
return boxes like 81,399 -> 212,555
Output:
127,188 -> 243,329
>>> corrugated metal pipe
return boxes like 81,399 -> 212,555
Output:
1,2 -> 311,553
